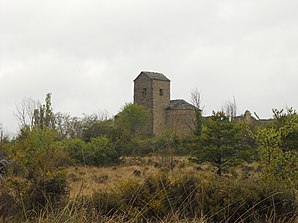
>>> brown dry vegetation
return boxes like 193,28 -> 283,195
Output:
1,155 -> 296,223
67,156 -> 259,199
54,158 -> 296,223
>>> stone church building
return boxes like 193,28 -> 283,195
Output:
134,71 -> 197,137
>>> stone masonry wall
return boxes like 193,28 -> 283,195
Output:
134,74 -> 153,135
134,72 -> 196,137
152,79 -> 170,136
166,109 -> 196,137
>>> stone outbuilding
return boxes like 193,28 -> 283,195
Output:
134,71 -> 197,137
234,110 -> 271,126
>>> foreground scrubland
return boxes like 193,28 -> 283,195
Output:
0,95 -> 297,222
0,153 -> 297,223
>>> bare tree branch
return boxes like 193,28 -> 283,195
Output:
190,88 -> 204,111
222,97 -> 237,120
0,123 -> 3,142
15,98 -> 40,129
190,88 -> 204,136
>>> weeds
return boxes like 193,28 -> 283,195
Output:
67,173 -> 296,223
1,154 -> 297,222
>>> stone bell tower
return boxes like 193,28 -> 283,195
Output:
134,71 -> 170,136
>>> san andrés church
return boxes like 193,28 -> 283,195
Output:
133,71 -> 197,137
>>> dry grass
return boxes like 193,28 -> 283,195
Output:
67,165 -> 155,198
2,156 -> 295,223
67,156 -> 267,212
67,156 -> 224,199
67,156 -> 192,197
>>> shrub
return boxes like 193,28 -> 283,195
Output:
79,173 -> 297,222
65,136 -> 121,166
64,138 -> 86,164
202,177 -> 297,222
168,174 -> 201,218
87,136 -> 119,165
0,127 -> 69,220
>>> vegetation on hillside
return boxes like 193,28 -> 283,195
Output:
0,93 -> 297,222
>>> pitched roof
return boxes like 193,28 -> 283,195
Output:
134,71 -> 170,82
167,99 -> 197,110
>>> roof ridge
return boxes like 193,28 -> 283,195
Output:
168,99 -> 197,110
134,71 -> 170,82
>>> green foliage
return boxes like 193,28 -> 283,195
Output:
237,121 -> 259,162
194,109 -> 203,137
63,138 -> 86,163
154,131 -> 180,151
54,112 -> 115,141
190,88 -> 203,137
0,127 -> 69,219
116,103 -> 150,135
81,118 -> 114,142
3,92 -> 298,221
271,107 -> 298,151
54,112 -> 83,139
190,111 -> 243,175
12,127 -> 68,177
255,108 -> 298,188
64,136 -> 120,166
116,131 -> 184,156
202,177 -> 297,222
87,136 -> 119,165
33,93 -> 55,129
124,136 -> 156,155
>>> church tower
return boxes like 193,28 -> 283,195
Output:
134,71 -> 170,136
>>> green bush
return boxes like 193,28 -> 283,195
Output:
64,138 -> 86,164
0,127 -> 69,219
88,136 -> 119,165
65,136 -> 120,166
202,177 -> 297,222
119,131 -> 185,156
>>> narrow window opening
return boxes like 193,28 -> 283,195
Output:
159,89 -> 164,96
142,88 -> 147,97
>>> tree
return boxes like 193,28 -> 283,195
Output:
222,97 -> 237,120
16,93 -> 55,130
237,121 -> 259,162
44,93 -> 54,128
190,89 -> 203,137
33,93 -> 54,129
64,136 -> 120,165
0,123 -> 4,142
80,112 -> 113,142
6,127 -> 69,210
255,108 -> 298,186
55,112 -> 78,139
271,107 -> 298,151
116,103 -> 150,135
190,111 -> 241,176
15,98 -> 39,129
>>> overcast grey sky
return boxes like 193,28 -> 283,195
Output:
1,0 -> 298,133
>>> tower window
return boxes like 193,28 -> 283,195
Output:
142,88 -> 147,97
159,89 -> 164,96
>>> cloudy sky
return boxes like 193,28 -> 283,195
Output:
1,0 -> 298,133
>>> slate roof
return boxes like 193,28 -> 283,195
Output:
134,71 -> 170,81
167,99 -> 197,110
